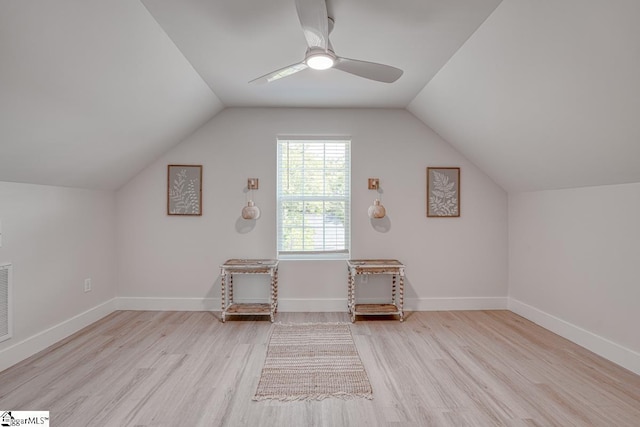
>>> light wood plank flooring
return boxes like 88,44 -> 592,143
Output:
1,310 -> 639,426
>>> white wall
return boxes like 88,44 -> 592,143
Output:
116,108 -> 508,311
509,183 -> 640,372
0,181 -> 117,370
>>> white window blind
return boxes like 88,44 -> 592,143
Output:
277,139 -> 351,258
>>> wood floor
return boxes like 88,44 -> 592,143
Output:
1,310 -> 639,426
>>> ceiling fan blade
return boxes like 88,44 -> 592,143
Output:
295,0 -> 329,49
249,62 -> 308,84
334,57 -> 403,83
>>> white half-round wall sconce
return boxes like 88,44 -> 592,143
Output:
368,199 -> 386,219
242,178 -> 261,220
242,200 -> 261,220
367,178 -> 386,219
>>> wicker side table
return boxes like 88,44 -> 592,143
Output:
347,259 -> 405,322
220,259 -> 279,323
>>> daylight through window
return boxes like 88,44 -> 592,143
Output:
277,138 -> 351,258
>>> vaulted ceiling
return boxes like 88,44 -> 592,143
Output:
1,0 -> 638,192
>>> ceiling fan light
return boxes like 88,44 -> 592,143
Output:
306,53 -> 334,70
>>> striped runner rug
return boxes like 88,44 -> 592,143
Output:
253,322 -> 373,401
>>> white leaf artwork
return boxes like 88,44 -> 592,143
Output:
428,168 -> 459,217
168,166 -> 201,215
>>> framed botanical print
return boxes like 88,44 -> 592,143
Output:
167,165 -> 202,216
427,167 -> 460,217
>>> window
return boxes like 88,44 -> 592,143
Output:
277,138 -> 351,259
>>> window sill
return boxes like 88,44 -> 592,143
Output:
278,253 -> 350,261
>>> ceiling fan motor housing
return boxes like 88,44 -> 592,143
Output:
305,47 -> 336,70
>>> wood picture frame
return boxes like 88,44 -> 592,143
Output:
427,167 -> 460,217
167,165 -> 202,216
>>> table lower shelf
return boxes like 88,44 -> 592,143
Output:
224,303 -> 271,315
350,303 -> 403,322
352,303 -> 402,317
222,303 -> 275,322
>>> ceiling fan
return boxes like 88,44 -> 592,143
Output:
249,0 -> 403,84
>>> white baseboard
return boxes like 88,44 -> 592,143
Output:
115,297 -> 346,312
408,296 -> 508,311
114,296 -> 508,313
0,298 -> 116,373
277,298 -> 347,312
508,298 -> 640,375
115,297 -> 219,311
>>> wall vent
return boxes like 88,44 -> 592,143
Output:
0,263 -> 12,343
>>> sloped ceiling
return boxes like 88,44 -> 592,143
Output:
0,0 -> 223,190
1,0 -> 639,193
409,0 -> 640,192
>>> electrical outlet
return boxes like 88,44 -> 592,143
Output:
84,278 -> 92,292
